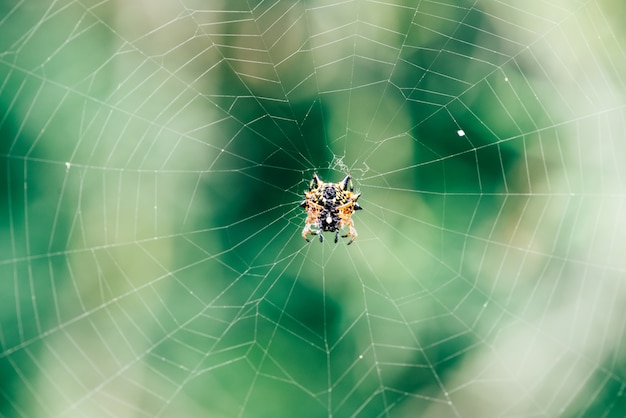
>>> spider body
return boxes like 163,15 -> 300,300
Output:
300,173 -> 362,244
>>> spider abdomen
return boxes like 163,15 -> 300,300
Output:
318,207 -> 340,232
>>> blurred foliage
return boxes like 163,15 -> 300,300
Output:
2,0 -> 626,417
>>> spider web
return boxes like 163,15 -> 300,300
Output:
2,0 -> 626,416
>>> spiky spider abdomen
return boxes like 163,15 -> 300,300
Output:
300,173 -> 362,244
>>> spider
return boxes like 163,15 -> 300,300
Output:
300,173 -> 362,244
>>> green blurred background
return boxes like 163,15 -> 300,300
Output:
2,0 -> 626,416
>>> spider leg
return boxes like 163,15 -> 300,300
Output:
341,219 -> 358,245
334,230 -> 339,243
302,224 -> 317,242
319,233 -> 323,243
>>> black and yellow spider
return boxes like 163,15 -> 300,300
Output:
300,173 -> 362,244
